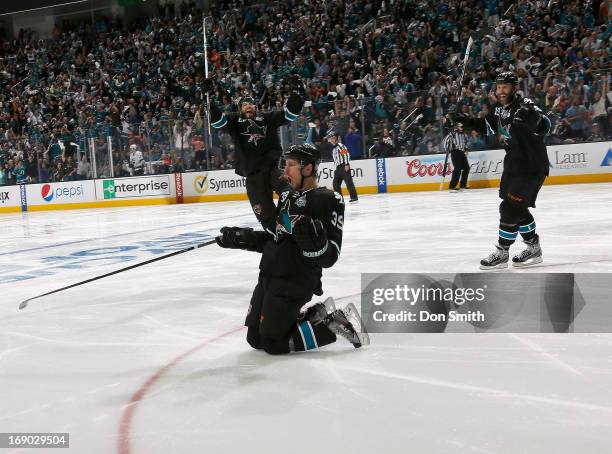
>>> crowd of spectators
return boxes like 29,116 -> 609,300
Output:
0,0 -> 610,186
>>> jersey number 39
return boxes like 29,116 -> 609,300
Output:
331,211 -> 344,231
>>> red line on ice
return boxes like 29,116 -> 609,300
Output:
117,325 -> 245,454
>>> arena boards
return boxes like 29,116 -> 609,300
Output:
2,142 -> 610,213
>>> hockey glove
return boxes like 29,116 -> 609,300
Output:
286,74 -> 305,95
216,226 -> 256,250
202,78 -> 214,94
293,216 -> 329,258
513,105 -> 540,130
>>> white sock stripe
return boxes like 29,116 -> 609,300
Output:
519,222 -> 536,232
499,229 -> 518,236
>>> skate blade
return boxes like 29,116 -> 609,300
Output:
512,256 -> 543,268
323,296 -> 336,312
344,303 -> 370,347
479,261 -> 508,270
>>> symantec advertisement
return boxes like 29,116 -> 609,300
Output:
182,160 -> 377,200
182,170 -> 248,197
316,159 -> 378,191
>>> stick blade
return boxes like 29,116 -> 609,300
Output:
19,299 -> 30,310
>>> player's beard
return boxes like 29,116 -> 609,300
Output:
241,106 -> 256,118
498,89 -> 516,106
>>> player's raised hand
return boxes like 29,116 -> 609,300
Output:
286,74 -> 304,95
513,104 -> 539,128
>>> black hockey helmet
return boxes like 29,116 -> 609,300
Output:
238,95 -> 256,109
284,143 -> 321,167
495,71 -> 518,85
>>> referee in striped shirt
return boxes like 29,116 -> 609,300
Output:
327,129 -> 358,202
443,121 -> 471,192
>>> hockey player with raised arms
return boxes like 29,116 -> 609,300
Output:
449,71 -> 551,269
202,75 -> 304,234
215,143 -> 369,354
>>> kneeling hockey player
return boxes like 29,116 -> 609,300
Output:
216,143 -> 369,354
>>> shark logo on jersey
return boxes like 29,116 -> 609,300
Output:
296,195 -> 307,207
499,124 -> 511,140
494,106 -> 513,144
275,195 -> 300,237
280,211 -> 293,233
241,120 -> 267,146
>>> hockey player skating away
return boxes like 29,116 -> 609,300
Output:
215,143 -> 369,354
449,72 -> 551,269
327,129 -> 359,202
442,121 -> 470,192
202,76 -> 304,233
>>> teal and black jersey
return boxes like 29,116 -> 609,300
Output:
460,96 -> 551,177
209,93 -> 303,177
247,187 -> 345,277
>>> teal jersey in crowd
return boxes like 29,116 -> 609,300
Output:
13,166 -> 26,183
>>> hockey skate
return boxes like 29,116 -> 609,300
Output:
300,297 -> 336,325
512,236 -> 543,268
325,302 -> 370,348
479,244 -> 509,270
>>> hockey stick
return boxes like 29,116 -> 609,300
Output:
440,36 -> 473,191
202,15 -> 213,168
439,150 -> 452,191
405,113 -> 423,129
18,239 -> 217,310
401,108 -> 419,124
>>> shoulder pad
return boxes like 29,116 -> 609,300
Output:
312,187 -> 344,203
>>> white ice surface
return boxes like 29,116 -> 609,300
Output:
1,183 -> 612,454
